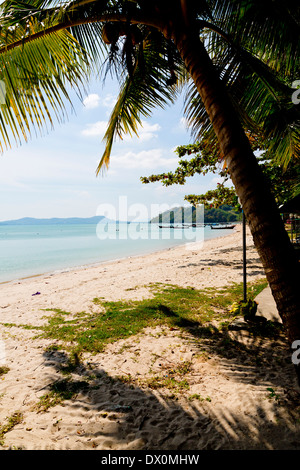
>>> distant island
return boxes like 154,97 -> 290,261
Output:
0,205 -> 242,226
151,205 -> 242,224
0,216 -> 108,226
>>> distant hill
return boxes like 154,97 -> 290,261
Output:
0,216 -> 108,226
203,205 -> 242,223
151,205 -> 242,224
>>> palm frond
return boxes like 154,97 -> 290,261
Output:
0,0 -> 109,67
208,0 -> 300,77
97,31 -> 185,174
0,15 -> 89,151
185,15 -> 300,167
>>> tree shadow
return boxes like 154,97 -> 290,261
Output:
35,313 -> 300,450
170,311 -> 295,388
178,258 -> 265,276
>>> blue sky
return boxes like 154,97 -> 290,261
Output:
0,75 -> 223,222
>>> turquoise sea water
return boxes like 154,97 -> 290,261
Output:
0,222 -> 235,283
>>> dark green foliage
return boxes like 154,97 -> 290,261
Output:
142,140 -> 299,211
150,204 -> 242,224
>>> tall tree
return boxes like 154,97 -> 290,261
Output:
0,1 -> 300,381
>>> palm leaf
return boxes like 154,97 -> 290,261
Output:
97,32 -> 184,174
185,15 -> 300,168
0,13 -> 89,151
208,0 -> 300,77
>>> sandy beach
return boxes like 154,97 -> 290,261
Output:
0,225 -> 300,450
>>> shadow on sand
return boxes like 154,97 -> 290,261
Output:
34,309 -> 300,451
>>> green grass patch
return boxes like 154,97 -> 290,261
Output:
0,366 -> 9,377
34,378 -> 89,412
145,375 -> 190,392
0,322 -> 41,331
116,361 -> 193,394
38,279 -> 268,355
143,360 -> 193,392
188,394 -> 212,402
0,412 -> 23,446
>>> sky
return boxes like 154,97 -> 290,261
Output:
0,74 -> 223,222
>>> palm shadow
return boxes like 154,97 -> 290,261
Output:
178,257 -> 265,277
38,309 -> 300,450
165,307 -> 296,389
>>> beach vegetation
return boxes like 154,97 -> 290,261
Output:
60,351 -> 83,374
229,299 -> 258,321
267,387 -> 281,403
116,362 -> 192,395
0,412 -> 23,446
0,366 -> 9,377
143,375 -> 190,393
188,394 -> 212,402
39,279 -> 268,356
34,378 -> 89,412
1,279 -> 285,413
0,322 -> 41,331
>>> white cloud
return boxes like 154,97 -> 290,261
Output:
81,119 -> 160,142
123,121 -> 161,143
0,146 -> 93,187
81,120 -> 108,137
83,93 -> 117,111
101,93 -> 117,109
110,148 -> 178,170
83,93 -> 101,109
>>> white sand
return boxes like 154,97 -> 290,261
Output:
0,225 -> 299,450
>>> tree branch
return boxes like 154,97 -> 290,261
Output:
0,10 -> 162,55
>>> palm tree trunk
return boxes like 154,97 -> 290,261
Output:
171,26 -> 300,384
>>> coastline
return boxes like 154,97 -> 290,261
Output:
1,225 -> 299,450
0,224 -> 240,287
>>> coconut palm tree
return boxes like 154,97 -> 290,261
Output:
0,1 -> 300,381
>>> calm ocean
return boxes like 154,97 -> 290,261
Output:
0,222 -> 234,283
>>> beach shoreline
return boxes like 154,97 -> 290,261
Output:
0,224 -> 240,287
1,225 -> 299,450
